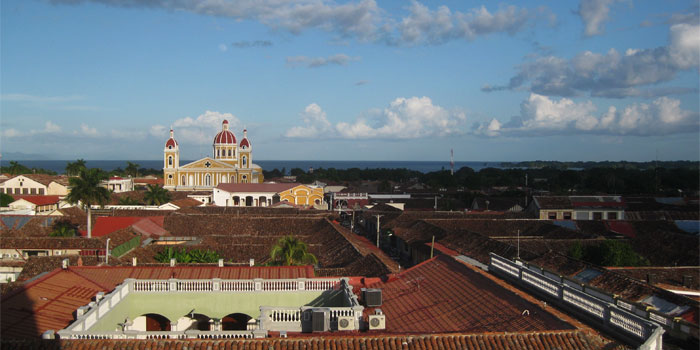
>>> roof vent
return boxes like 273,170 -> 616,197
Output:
218,259 -> 224,267
61,259 -> 69,269
362,288 -> 382,307
170,258 -> 176,267
132,257 -> 137,266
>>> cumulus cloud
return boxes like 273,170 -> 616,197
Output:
397,2 -> 537,44
284,103 -> 334,138
577,0 -> 618,37
50,0 -> 549,46
473,93 -> 699,137
232,40 -> 273,48
1,128 -> 22,138
285,97 -> 466,139
155,110 -> 241,145
79,123 -> 99,137
39,121 -> 61,133
51,0 -> 382,41
484,22 -> 700,98
286,54 -> 360,68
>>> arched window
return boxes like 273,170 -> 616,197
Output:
242,156 -> 247,167
231,176 -> 236,183
228,149 -> 232,157
168,156 -> 173,166
217,149 -> 220,157
242,175 -> 248,183
205,174 -> 211,186
181,175 -> 186,185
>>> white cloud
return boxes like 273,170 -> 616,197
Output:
159,110 -> 241,145
397,2 -> 534,44
286,54 -> 360,68
79,123 -> 99,137
1,128 -> 22,138
474,94 -> 699,137
218,43 -> 228,52
484,22 -> 700,98
50,0 -> 549,46
577,0 -> 618,37
285,97 -> 466,139
284,103 -> 334,138
41,121 -> 62,133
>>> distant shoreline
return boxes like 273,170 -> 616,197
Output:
2,159 -> 697,175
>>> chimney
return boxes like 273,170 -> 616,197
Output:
218,259 -> 224,267
646,273 -> 657,285
249,259 -> 255,267
61,259 -> 69,269
170,258 -> 176,267
132,257 -> 138,266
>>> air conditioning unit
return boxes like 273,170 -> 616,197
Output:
312,310 -> 329,332
337,316 -> 355,331
368,314 -> 385,330
362,288 -> 382,307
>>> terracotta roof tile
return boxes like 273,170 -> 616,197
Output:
0,331 -> 612,350
367,255 -> 574,334
12,195 -> 61,206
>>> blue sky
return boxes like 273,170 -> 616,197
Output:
1,0 -> 698,162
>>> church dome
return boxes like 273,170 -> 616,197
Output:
165,129 -> 178,149
213,120 -> 237,144
239,129 -> 251,149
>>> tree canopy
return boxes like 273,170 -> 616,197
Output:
64,168 -> 110,238
267,236 -> 318,266
143,184 -> 170,205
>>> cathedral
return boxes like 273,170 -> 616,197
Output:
163,120 -> 263,190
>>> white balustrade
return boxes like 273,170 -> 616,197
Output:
610,310 -> 645,339
563,289 -> 605,319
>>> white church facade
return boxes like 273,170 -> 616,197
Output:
163,120 -> 264,191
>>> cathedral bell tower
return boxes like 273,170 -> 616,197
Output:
163,129 -> 179,188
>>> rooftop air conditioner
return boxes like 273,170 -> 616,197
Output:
312,310 -> 329,332
337,316 -> 355,331
368,313 -> 385,330
362,288 -> 382,307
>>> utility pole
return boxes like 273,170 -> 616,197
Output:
350,206 -> 355,233
374,215 -> 384,248
516,230 -> 520,259
105,238 -> 111,265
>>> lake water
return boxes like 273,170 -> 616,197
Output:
3,160 -> 508,174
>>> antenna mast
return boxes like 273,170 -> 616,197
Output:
450,148 -> 455,175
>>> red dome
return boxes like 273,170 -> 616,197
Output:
214,130 -> 236,144
239,137 -> 250,148
165,138 -> 178,148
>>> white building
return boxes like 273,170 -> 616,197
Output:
102,176 -> 134,193
0,174 -> 70,197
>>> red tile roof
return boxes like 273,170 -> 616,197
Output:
13,195 -> 61,206
605,221 -> 636,238
0,331 -> 610,349
365,255 -> 574,334
1,265 -> 315,338
216,182 -> 298,193
91,216 -> 164,237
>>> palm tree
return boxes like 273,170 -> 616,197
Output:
65,168 -> 110,238
118,196 -> 140,205
267,236 -> 318,266
125,161 -> 140,178
8,161 -> 27,175
143,184 -> 170,205
65,159 -> 87,176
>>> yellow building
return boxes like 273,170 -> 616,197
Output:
278,185 -> 324,206
163,120 -> 263,191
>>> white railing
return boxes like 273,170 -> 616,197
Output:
305,279 -> 338,291
176,280 -> 213,291
133,280 -> 169,292
268,308 -> 301,322
489,253 -> 665,350
262,280 -> 297,291
221,280 -> 255,291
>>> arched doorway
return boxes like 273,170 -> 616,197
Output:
142,313 -> 171,331
258,196 -> 267,207
221,313 -> 252,330
232,196 -> 240,206
245,196 -> 253,206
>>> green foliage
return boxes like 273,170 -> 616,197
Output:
65,168 -> 111,208
0,161 -> 56,175
568,240 -> 649,267
125,162 -> 140,178
144,184 -> 170,206
118,196 -> 140,205
65,159 -> 87,176
0,193 -> 14,207
266,236 -> 318,266
50,219 -> 78,237
154,247 -> 222,263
